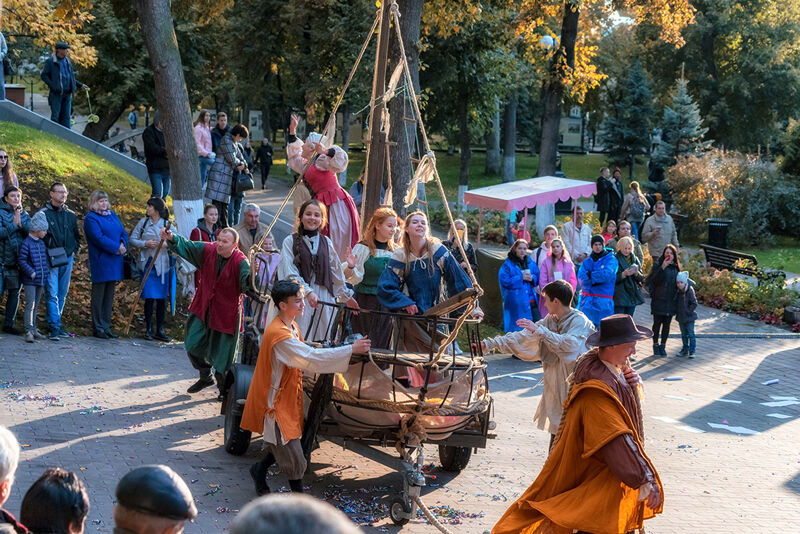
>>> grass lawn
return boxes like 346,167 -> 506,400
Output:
342,150 -> 649,198
0,121 -> 157,337
740,237 -> 800,274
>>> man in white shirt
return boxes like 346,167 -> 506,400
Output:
241,280 -> 370,495
481,280 -> 595,449
560,206 -> 592,267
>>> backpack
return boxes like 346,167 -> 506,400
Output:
628,195 -> 645,220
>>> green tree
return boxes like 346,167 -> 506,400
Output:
639,0 -> 800,150
598,62 -> 654,179
652,78 -> 711,169
779,119 -> 800,179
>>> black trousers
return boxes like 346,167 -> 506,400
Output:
260,163 -> 271,188
187,353 -> 224,391
144,298 -> 166,331
599,210 -> 610,226
211,199 -> 229,228
91,281 -> 116,334
652,314 -> 673,345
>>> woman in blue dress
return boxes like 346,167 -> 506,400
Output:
499,239 -> 541,332
130,197 -> 173,341
378,211 -> 480,352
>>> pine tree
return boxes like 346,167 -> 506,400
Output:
652,78 -> 712,169
599,62 -> 654,179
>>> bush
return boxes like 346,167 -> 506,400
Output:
668,149 -> 800,247
685,251 -> 800,325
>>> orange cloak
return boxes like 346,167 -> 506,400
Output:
492,380 -> 663,534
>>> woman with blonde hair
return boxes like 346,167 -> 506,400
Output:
0,148 -> 19,198
378,211 -> 479,350
442,218 -> 477,275
83,190 -> 128,339
343,207 -> 398,348
612,235 -> 644,317
537,238 -> 576,318
277,199 -> 357,342
620,181 -> 650,240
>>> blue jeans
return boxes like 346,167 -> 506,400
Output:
48,92 -> 73,128
46,254 -> 74,334
198,156 -> 213,186
679,320 -> 696,353
630,221 -> 642,241
229,195 -> 243,226
0,67 -> 5,100
0,270 -> 21,328
614,305 -> 636,316
149,173 -> 171,199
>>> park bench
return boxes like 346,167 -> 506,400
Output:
699,244 -> 786,286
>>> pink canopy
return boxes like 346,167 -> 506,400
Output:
463,176 -> 597,212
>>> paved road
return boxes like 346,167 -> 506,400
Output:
1,298 -> 798,532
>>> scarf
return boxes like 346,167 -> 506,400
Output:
292,232 -> 333,294
507,250 -> 528,270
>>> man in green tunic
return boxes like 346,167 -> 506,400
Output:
161,226 -> 250,397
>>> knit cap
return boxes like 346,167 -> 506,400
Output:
591,235 -> 605,247
30,211 -> 49,233
676,271 -> 689,285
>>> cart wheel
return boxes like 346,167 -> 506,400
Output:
390,497 -> 412,526
438,444 -> 472,472
223,394 -> 251,456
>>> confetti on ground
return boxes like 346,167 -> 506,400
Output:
418,504 -> 485,525
0,381 -> 22,389
324,486 -> 390,526
761,379 -> 779,386
662,376 -> 684,381
8,392 -> 64,407
203,485 -> 220,496
216,506 -> 238,513
79,406 -> 105,415
707,422 -> 760,435
715,398 -> 742,404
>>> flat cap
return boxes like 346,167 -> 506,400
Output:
116,465 -> 197,520
55,42 -> 70,50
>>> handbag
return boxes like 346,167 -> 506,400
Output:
123,250 -> 141,280
235,170 -> 255,193
47,247 -> 70,268
2,56 -> 14,77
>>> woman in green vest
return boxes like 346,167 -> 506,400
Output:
343,207 -> 398,349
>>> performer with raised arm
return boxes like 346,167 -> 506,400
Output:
277,199 -> 358,342
242,279 -> 371,496
160,225 -> 249,398
482,280 -> 594,449
492,314 -> 663,534
286,114 -> 359,253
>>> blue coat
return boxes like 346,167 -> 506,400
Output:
377,244 -> 471,313
84,211 -> 128,283
0,201 -> 30,269
498,256 -> 539,332
578,250 -> 618,326
18,236 -> 50,286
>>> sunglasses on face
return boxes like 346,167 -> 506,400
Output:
0,155 -> 8,159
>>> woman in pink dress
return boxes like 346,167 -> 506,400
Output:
537,238 -> 577,318
286,114 -> 360,253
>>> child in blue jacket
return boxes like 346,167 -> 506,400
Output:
18,212 -> 50,342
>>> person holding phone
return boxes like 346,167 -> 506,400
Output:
0,186 -> 30,334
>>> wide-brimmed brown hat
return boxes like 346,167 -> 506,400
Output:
586,314 -> 653,347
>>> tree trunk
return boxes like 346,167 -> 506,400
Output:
388,0 -> 423,218
133,0 -> 203,239
502,93 -> 517,183
537,1 -> 579,177
484,97 -> 501,175
261,103 -> 271,141
82,103 -> 127,141
339,103 -> 351,186
457,81 -> 470,209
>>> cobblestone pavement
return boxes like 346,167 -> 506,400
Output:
1,301 -> 799,533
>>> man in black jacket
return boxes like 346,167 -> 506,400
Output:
40,42 -> 87,129
142,110 -> 170,199
38,182 -> 81,341
211,112 -> 231,154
